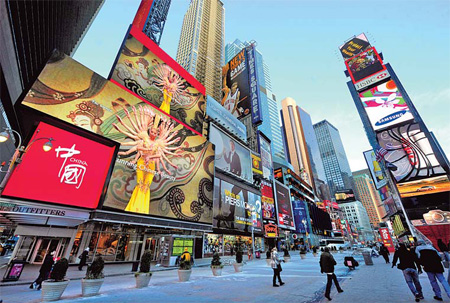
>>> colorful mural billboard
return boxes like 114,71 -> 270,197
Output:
261,179 -> 276,221
275,180 -> 295,230
345,47 -> 386,84
363,150 -> 388,189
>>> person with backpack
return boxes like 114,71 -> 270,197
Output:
320,247 -> 343,300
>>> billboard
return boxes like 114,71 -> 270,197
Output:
209,124 -> 253,183
110,27 -> 205,135
397,175 -> 450,198
379,227 -> 395,252
206,96 -> 247,142
2,122 -> 116,209
335,189 -> 356,202
422,209 -> 450,225
213,179 -> 263,233
264,223 -> 278,238
401,191 -> 450,220
258,131 -> 273,181
246,45 -> 262,124
293,199 -> 309,234
377,123 -> 447,183
390,212 -> 410,237
19,51 -> 215,224
339,33 -> 371,60
251,153 -> 263,176
359,80 -> 414,131
355,70 -> 390,91
363,150 -> 388,189
345,47 -> 386,84
275,180 -> 295,230
261,179 -> 276,221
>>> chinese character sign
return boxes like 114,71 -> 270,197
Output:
379,227 -> 395,252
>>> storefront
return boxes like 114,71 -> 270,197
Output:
203,233 -> 264,258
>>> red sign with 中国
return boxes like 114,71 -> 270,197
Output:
2,122 -> 116,209
379,228 -> 395,252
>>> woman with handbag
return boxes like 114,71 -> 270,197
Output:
270,247 -> 285,287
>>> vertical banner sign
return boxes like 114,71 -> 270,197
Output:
379,227 -> 395,252
363,150 -> 388,189
246,46 -> 262,125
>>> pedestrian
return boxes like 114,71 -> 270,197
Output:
30,251 -> 54,290
78,247 -> 89,271
380,244 -> 390,264
416,239 -> 450,301
230,245 -> 234,256
320,247 -> 343,300
437,239 -> 450,284
392,243 -> 424,302
270,247 -> 285,287
248,247 -> 253,261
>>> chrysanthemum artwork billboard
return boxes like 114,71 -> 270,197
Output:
20,50 -> 215,224
109,26 -> 206,136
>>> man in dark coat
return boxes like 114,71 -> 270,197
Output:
380,244 -> 390,264
30,251 -> 54,290
78,247 -> 89,271
392,243 -> 423,302
320,247 -> 343,300
416,240 -> 450,301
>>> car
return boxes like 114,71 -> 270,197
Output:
416,185 -> 436,192
1,239 -> 16,250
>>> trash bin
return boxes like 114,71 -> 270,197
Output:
362,252 -> 373,265
132,261 -> 139,272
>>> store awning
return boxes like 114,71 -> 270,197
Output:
0,198 -> 90,227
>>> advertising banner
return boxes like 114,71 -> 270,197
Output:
339,33 -> 371,60
2,122 -> 116,209
213,179 -> 263,233
246,45 -> 262,124
355,70 -> 390,91
390,212 -> 409,238
251,153 -> 263,176
345,47 -> 386,84
292,199 -> 309,234
422,209 -> 450,225
335,189 -> 356,202
261,179 -> 276,221
110,27 -> 206,135
209,124 -> 253,183
20,51 -> 215,224
275,180 -> 295,230
206,96 -> 247,142
172,237 -> 194,256
363,150 -> 388,189
397,175 -> 450,198
402,191 -> 450,220
379,227 -> 395,252
264,223 -> 278,238
377,123 -> 446,183
258,131 -> 273,181
359,80 -> 414,131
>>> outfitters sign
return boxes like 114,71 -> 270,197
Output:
2,122 -> 116,209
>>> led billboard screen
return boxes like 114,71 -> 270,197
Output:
335,189 -> 356,202
293,199 -> 309,234
359,80 -> 414,131
213,179 -> 263,233
377,123 -> 446,183
339,33 -> 371,60
258,132 -> 273,181
397,175 -> 450,198
19,51 -> 215,224
402,191 -> 450,220
251,153 -> 263,176
209,124 -> 253,183
345,47 -> 386,83
2,122 -> 116,209
261,179 -> 276,221
275,181 -> 295,230
363,150 -> 388,189
110,27 -> 205,135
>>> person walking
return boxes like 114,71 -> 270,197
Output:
392,243 -> 424,302
270,247 -> 285,287
416,240 -> 450,301
437,239 -> 450,284
380,244 -> 390,264
78,247 -> 89,271
320,247 -> 343,300
30,251 -> 54,290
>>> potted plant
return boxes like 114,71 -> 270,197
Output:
41,258 -> 69,302
210,252 -> 224,276
233,248 -> 243,272
178,258 -> 192,282
266,249 -> 272,266
283,247 -> 291,262
81,256 -> 104,297
135,250 -> 152,288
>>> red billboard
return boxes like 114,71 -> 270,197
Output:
345,47 -> 386,84
379,227 -> 395,252
261,179 -> 275,221
2,122 -> 116,209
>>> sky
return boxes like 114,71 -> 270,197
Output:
74,0 -> 450,172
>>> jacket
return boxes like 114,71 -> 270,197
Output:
392,248 -> 421,271
320,252 -> 336,273
270,251 -> 281,269
417,247 -> 444,273
40,254 -> 54,274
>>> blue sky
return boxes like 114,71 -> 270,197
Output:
74,0 -> 450,171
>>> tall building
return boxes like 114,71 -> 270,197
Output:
352,169 -> 387,228
313,120 -> 354,197
339,201 -> 374,242
176,0 -> 224,101
280,97 -> 314,186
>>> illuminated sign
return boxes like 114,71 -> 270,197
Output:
246,45 -> 262,124
339,33 -> 371,60
275,180 -> 295,230
379,227 -> 394,252
251,153 -> 263,175
390,213 -> 409,237
354,70 -> 390,91
261,179 -> 275,221
258,131 -> 273,181
345,47 -> 386,84
397,175 -> 450,198
264,223 -> 278,238
363,150 -> 388,190
335,189 -> 356,202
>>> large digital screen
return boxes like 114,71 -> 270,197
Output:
335,189 -> 356,202
339,33 -> 371,60
363,150 -> 388,189
258,132 -> 273,181
293,199 -> 309,234
2,122 -> 116,209
261,179 -> 275,221
209,124 -> 253,183
359,80 -> 414,131
345,47 -> 386,83
213,179 -> 263,233
110,27 -> 206,135
20,51 -> 215,224
397,176 -> 450,198
275,181 -> 295,230
401,191 -> 450,220
377,123 -> 447,183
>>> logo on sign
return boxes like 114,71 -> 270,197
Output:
355,70 -> 390,91
55,144 -> 88,189
375,110 -> 407,127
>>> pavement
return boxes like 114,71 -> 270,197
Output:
0,251 -> 449,303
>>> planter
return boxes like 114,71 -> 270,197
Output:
284,257 -> 291,263
266,259 -> 271,266
233,262 -> 243,273
211,266 -> 223,276
300,254 -> 306,260
313,253 -> 318,257
135,272 -> 152,288
178,269 -> 192,282
81,278 -> 104,297
41,280 -> 70,302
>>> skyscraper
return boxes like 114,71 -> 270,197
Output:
339,200 -> 374,241
313,120 -> 354,197
176,0 -> 224,101
352,169 -> 387,228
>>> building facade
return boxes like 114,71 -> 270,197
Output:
339,201 -> 374,242
176,0 -> 224,101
